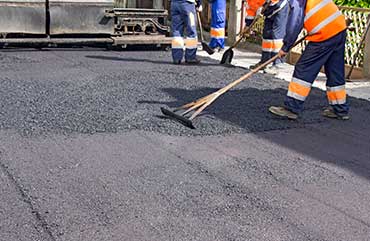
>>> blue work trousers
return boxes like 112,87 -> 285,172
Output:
285,31 -> 349,116
261,2 -> 289,65
171,0 -> 198,62
209,0 -> 226,49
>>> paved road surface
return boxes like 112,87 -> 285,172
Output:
0,48 -> 369,241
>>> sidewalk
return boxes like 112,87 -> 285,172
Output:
198,45 -> 370,101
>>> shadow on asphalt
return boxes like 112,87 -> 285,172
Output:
85,55 -> 223,67
150,86 -> 370,181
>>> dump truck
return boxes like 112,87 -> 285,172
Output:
0,0 -> 171,48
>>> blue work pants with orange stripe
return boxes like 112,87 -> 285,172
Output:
171,0 -> 198,62
261,2 -> 289,65
285,31 -> 349,116
209,0 -> 226,49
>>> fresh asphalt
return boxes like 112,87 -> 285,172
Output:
0,48 -> 369,241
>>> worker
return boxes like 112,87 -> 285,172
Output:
269,0 -> 349,120
171,0 -> 203,64
245,0 -> 289,74
209,0 -> 226,51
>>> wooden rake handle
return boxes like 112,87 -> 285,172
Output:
187,35 -> 307,120
217,35 -> 307,96
232,16 -> 261,49
196,11 -> 205,42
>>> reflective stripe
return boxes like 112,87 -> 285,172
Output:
185,38 -> 198,49
292,77 -> 312,88
172,37 -> 184,49
288,91 -> 307,101
189,12 -> 196,27
262,39 -> 284,53
327,85 -> 346,105
210,28 -> 225,38
326,85 -> 345,92
304,0 -> 346,42
287,77 -> 312,101
245,15 -> 255,20
304,0 -> 331,22
328,98 -> 346,105
309,11 -> 341,35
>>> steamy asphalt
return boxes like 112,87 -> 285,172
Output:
0,48 -> 370,241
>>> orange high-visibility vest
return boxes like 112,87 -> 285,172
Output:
304,0 -> 346,42
245,0 -> 282,19
246,0 -> 265,19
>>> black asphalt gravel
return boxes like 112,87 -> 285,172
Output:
1,48 -> 370,241
2,48 -> 368,136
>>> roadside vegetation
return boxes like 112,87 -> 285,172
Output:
334,0 -> 370,8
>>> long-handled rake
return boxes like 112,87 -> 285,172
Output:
161,36 -> 306,129
197,11 -> 215,55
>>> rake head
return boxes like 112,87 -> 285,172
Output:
160,107 -> 195,129
220,48 -> 234,65
160,92 -> 219,129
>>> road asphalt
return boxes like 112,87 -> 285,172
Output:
0,48 -> 369,241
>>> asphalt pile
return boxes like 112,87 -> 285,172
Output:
0,49 -> 368,136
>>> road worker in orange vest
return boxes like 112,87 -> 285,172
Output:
245,0 -> 289,75
269,0 -> 349,120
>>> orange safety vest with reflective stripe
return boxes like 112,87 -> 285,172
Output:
304,0 -> 346,42
245,0 -> 280,19
245,0 -> 265,20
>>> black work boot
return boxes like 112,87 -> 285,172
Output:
322,107 -> 350,120
249,61 -> 265,70
185,58 -> 201,65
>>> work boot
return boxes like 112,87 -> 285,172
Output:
249,61 -> 265,70
173,60 -> 181,65
263,65 -> 279,75
322,107 -> 350,120
185,58 -> 201,65
269,106 -> 298,120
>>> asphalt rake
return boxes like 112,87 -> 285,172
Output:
161,36 -> 307,129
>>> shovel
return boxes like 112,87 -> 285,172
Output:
197,11 -> 215,55
161,36 -> 307,129
220,0 -> 271,64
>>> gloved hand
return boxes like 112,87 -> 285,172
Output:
196,4 -> 203,12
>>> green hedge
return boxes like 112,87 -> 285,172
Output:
334,0 -> 370,8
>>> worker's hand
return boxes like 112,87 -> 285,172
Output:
278,49 -> 288,58
196,5 -> 203,12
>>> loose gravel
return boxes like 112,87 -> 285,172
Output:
0,48 -> 368,136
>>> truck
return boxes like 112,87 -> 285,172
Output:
0,0 -> 172,48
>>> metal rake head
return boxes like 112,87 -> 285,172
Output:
160,92 -> 219,129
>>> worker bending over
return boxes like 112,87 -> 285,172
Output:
269,0 -> 349,120
209,0 -> 226,51
245,0 -> 289,74
171,0 -> 202,64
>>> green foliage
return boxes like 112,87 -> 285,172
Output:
334,0 -> 370,8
